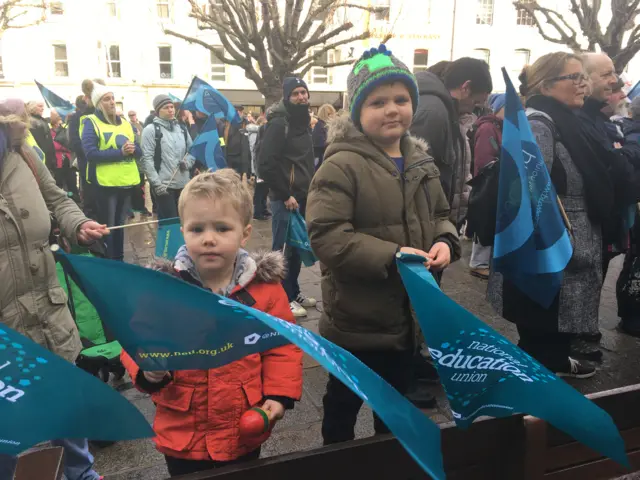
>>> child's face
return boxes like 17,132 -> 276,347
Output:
360,82 -> 413,147
181,197 -> 252,277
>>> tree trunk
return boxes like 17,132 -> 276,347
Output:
263,84 -> 283,110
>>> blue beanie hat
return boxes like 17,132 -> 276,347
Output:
488,93 -> 506,114
283,77 -> 309,101
347,44 -> 419,126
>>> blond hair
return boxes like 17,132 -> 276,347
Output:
178,169 -> 254,226
519,52 -> 583,98
317,104 -> 336,123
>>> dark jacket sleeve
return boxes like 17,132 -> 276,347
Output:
473,122 -> 500,176
81,117 -> 129,164
241,133 -> 252,176
259,118 -> 290,201
410,98 -> 449,167
68,113 -> 83,156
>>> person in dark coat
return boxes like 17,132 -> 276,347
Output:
26,101 -> 57,171
312,104 -> 335,170
410,58 -> 493,224
468,93 -> 505,280
258,76 -> 316,318
225,120 -> 252,178
575,53 -> 640,353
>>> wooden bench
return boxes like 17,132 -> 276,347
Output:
523,384 -> 640,480
14,446 -> 64,480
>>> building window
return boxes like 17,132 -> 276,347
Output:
50,1 -> 64,15
311,48 -> 339,84
516,0 -> 534,26
210,47 -> 226,82
107,45 -> 121,78
413,49 -> 429,73
158,45 -> 172,79
374,0 -> 390,22
476,0 -> 494,25
53,44 -> 69,77
157,0 -> 170,18
107,0 -> 118,17
510,49 -> 530,79
472,48 -> 490,65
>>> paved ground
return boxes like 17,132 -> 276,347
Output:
92,208 -> 640,479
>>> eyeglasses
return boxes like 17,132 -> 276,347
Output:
548,73 -> 588,85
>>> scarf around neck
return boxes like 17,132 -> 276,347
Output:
526,94 -> 614,223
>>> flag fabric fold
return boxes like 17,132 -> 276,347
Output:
396,253 -> 627,467
155,217 -> 183,260
56,251 -> 445,479
189,114 -> 226,170
0,325 -> 153,455
493,68 -> 573,308
286,210 -> 317,267
181,76 -> 241,125
35,80 -> 76,118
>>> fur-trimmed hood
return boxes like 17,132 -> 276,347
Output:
150,248 -> 286,296
324,114 -> 432,170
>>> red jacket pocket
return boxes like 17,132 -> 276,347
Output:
241,376 -> 263,408
152,383 -> 196,452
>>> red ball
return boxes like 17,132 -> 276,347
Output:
239,407 -> 270,438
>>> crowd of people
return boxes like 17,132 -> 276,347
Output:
2,43 -> 640,479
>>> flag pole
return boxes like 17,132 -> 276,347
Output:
557,197 -> 573,234
108,219 -> 159,231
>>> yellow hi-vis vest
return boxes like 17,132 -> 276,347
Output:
85,114 -> 139,187
26,131 -> 45,162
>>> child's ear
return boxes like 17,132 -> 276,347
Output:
241,224 -> 253,247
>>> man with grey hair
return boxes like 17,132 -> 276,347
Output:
575,53 -> 640,351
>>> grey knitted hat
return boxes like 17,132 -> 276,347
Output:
153,94 -> 173,114
347,44 -> 419,126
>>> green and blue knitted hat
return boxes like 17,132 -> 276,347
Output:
347,44 -> 419,126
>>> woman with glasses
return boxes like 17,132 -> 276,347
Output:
489,52 -> 614,379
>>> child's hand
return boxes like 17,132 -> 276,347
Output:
399,247 -> 431,267
143,370 -> 169,383
427,242 -> 451,271
262,400 -> 285,422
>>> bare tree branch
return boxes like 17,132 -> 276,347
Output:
0,0 -> 46,33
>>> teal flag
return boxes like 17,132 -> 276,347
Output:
396,253 -> 627,467
0,326 -> 153,455
56,252 -> 446,479
155,217 -> 184,260
286,210 -> 317,267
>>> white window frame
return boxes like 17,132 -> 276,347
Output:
157,0 -> 170,19
413,49 -> 429,73
374,0 -> 390,22
107,45 -> 121,78
516,0 -> 535,26
310,48 -> 338,85
472,48 -> 491,65
476,0 -> 494,25
158,45 -> 172,79
106,0 -> 118,18
53,43 -> 69,77
210,47 -> 226,82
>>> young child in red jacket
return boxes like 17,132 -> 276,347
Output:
121,169 -> 303,477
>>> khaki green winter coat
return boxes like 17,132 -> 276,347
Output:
0,147 -> 87,362
306,116 -> 460,352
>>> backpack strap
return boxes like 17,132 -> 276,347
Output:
153,123 -> 163,173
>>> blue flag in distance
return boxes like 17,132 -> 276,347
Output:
182,76 -> 241,125
189,114 -> 227,170
493,68 -> 573,308
155,217 -> 184,260
286,210 -> 317,267
35,80 -> 76,118
396,253 -> 627,467
56,251 -> 446,479
0,325 -> 153,455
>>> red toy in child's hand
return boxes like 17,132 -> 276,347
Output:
239,407 -> 270,438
